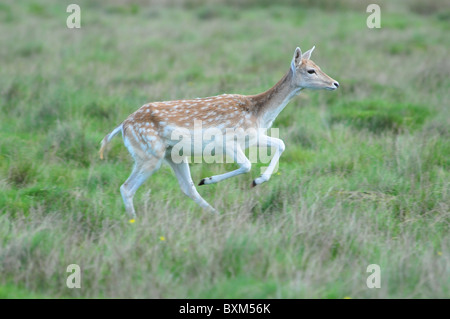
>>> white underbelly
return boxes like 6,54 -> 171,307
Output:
164,127 -> 260,157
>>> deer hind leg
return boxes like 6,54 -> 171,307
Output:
120,158 -> 162,220
165,156 -> 217,213
120,126 -> 165,219
198,143 -> 251,186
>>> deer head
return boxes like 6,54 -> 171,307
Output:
290,46 -> 339,91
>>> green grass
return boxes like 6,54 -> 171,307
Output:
0,0 -> 449,298
329,99 -> 432,133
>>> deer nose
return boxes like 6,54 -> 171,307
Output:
333,81 -> 339,88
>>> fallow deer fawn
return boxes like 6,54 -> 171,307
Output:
100,46 -> 339,220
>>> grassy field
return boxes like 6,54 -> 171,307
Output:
0,0 -> 449,298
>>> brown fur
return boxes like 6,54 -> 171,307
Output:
124,94 -> 255,131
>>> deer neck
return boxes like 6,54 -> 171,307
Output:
250,68 -> 301,128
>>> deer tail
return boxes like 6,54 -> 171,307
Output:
99,124 -> 123,160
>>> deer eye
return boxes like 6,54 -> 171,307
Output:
307,69 -> 316,74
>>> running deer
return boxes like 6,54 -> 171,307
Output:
100,46 -> 339,220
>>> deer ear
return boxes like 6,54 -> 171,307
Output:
291,47 -> 302,71
301,45 -> 315,60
